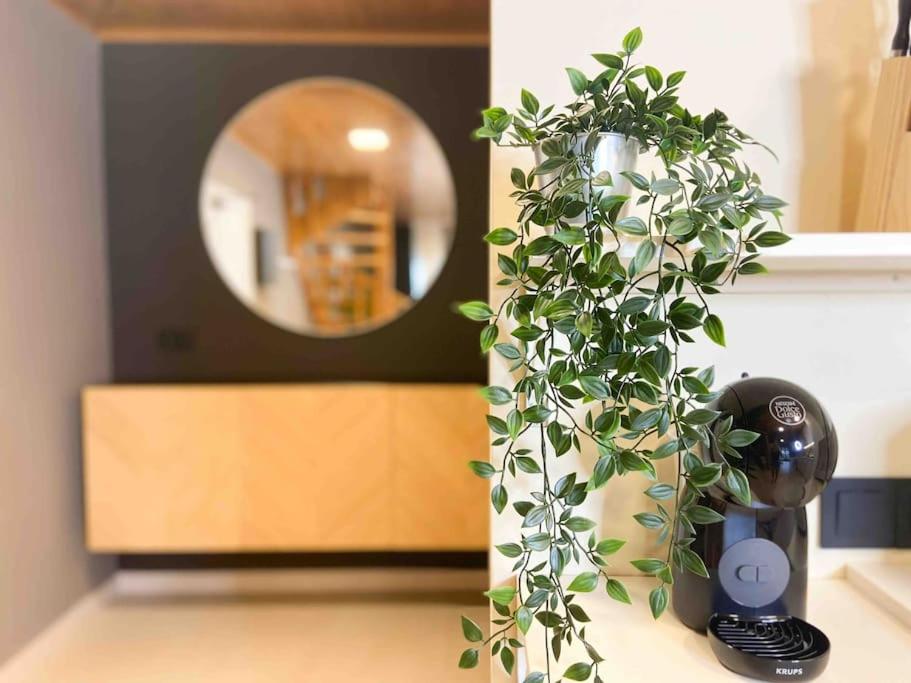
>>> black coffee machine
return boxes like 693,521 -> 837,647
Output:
673,377 -> 838,681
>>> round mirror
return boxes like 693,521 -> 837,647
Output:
199,78 -> 457,337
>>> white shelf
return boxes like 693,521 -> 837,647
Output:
761,232 -> 911,272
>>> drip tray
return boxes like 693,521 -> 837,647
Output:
707,614 -> 830,681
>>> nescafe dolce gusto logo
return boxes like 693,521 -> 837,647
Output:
769,395 -> 806,425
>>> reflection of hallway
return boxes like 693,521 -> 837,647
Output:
1,569 -> 488,683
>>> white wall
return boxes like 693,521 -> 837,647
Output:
202,136 -> 307,330
0,0 -> 113,663
491,0 -> 895,234
489,0 -> 911,583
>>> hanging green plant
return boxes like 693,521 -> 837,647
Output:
456,27 -> 791,681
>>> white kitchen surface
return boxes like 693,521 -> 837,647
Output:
518,576 -> 911,682
846,563 -> 911,630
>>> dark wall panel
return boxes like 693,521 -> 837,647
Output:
103,44 -> 489,383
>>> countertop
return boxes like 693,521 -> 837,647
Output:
517,570 -> 911,682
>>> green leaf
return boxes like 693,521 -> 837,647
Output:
755,231 -> 791,248
495,543 -> 523,558
667,216 -> 693,236
567,572 -> 599,593
501,646 -> 514,675
593,52 -> 624,69
565,517 -> 597,532
631,558 -> 666,575
520,88 -> 539,115
579,375 -> 611,400
687,505 -> 726,525
703,314 -> 725,347
651,440 -> 681,460
523,405 -> 553,423
525,235 -> 557,255
678,546 -> 709,578
645,65 -> 663,91
634,512 -> 666,529
535,610 -> 561,627
510,168 -> 526,190
480,324 -> 498,353
651,178 -> 680,195
458,300 -> 494,321
595,409 -> 621,438
586,454 -> 615,491
512,325 -> 545,342
753,195 -> 787,210
622,27 -> 643,54
738,262 -> 768,275
480,385 -> 513,405
494,343 -> 521,360
515,456 -> 541,474
726,429 -> 760,447
595,538 -> 626,555
615,216 -> 648,236
606,578 -> 632,604
484,586 -> 517,605
506,409 -> 524,439
684,408 -> 719,425
695,193 -> 731,212
566,67 -> 588,96
516,606 -> 533,634
689,463 -> 723,488
491,484 -> 508,514
649,585 -> 669,619
725,467 -> 752,506
666,70 -> 686,87
644,483 -> 675,500
575,311 -> 593,337
632,239 -> 657,274
468,460 -> 496,478
525,532 -> 551,550
524,674 -> 546,683
592,171 -> 613,187
486,415 -> 507,435
630,408 -> 664,432
564,662 -> 593,681
458,649 -> 479,669
461,616 -> 483,642
618,296 -> 650,315
637,319 -> 669,336
552,227 -> 586,246
485,227 -> 518,246
568,604 -> 591,623
622,171 -> 650,191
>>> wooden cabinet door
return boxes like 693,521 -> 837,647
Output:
83,384 -> 486,552
389,385 -> 489,550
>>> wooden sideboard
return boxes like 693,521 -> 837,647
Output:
83,384 -> 488,552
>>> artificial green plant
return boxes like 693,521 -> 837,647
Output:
456,28 -> 791,682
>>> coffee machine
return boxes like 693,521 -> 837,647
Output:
673,377 -> 837,681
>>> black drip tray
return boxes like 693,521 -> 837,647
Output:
707,614 -> 830,681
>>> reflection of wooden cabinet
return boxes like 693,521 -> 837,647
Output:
83,384 -> 488,552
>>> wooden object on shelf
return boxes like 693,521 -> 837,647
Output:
50,0 -> 489,45
856,58 -> 911,232
83,384 -> 488,553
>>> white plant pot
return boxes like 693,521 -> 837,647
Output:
534,131 -> 638,199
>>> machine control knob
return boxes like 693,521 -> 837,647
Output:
718,538 -> 790,608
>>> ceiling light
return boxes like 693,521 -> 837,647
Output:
348,128 -> 390,152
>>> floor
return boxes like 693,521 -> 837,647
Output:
0,570 -> 489,683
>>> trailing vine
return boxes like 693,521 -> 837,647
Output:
456,28 -> 791,682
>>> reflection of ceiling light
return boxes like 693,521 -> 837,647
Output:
348,128 -> 389,152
